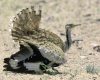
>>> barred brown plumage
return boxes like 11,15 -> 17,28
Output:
4,5 -> 76,73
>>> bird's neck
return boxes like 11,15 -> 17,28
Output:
64,29 -> 72,52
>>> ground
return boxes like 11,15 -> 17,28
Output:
0,0 -> 100,80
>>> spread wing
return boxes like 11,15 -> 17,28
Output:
20,38 -> 66,64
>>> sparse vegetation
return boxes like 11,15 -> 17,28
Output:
86,65 -> 100,74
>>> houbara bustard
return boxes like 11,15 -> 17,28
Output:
4,6 -> 77,73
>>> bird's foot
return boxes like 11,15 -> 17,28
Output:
46,67 -> 62,75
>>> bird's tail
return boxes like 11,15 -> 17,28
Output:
11,6 -> 41,42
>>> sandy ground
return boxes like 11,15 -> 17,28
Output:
0,0 -> 100,80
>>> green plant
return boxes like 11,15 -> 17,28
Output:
86,65 -> 99,74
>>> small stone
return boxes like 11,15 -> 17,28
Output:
80,56 -> 87,59
89,53 -> 92,55
83,14 -> 91,17
96,19 -> 100,22
60,33 -> 65,36
93,45 -> 100,52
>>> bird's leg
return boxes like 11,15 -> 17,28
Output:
40,62 -> 53,73
41,62 -> 54,71
39,62 -> 50,73
40,62 -> 62,74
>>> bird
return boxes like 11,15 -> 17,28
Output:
4,6 -> 77,73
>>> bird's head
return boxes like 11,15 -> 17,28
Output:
65,24 -> 81,31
